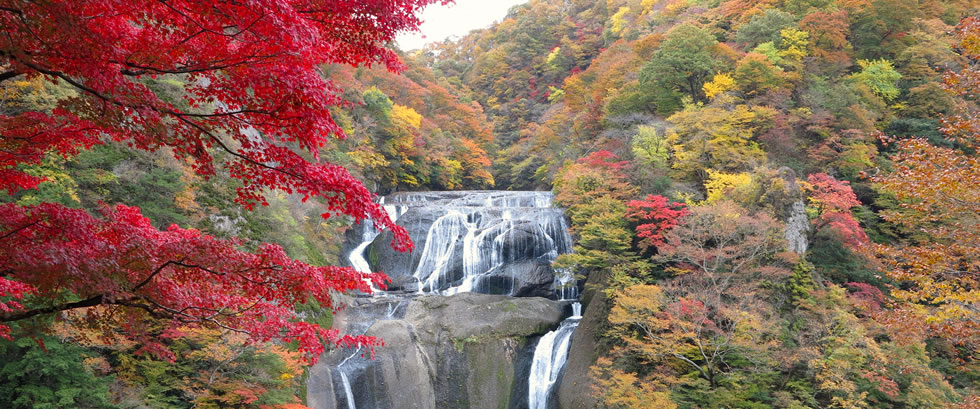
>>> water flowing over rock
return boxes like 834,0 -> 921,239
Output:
307,293 -> 566,409
309,191 -> 582,409
364,191 -> 574,297
528,303 -> 581,409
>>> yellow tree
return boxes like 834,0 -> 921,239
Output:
666,97 -> 768,184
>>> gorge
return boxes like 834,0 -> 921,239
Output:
307,191 -> 585,409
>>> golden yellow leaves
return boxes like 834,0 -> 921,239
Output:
703,73 -> 736,100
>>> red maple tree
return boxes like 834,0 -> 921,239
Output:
805,173 -> 869,250
0,0 -> 445,361
625,195 -> 688,251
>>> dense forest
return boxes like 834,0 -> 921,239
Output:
422,0 -> 980,408
0,0 -> 977,408
408,0 -> 978,408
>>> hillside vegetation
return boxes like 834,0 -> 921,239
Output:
0,0 -> 976,407
0,51 -> 494,408
412,0 -> 978,407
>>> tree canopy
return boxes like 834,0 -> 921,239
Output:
0,0 -> 443,361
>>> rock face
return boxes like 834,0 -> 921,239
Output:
356,191 -> 573,297
308,293 -> 565,409
784,199 -> 809,254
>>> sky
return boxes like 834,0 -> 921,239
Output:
396,0 -> 529,51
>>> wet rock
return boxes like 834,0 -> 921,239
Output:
307,293 -> 564,409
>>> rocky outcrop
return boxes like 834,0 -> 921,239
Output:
785,199 -> 809,254
775,167 -> 809,255
308,292 -> 565,409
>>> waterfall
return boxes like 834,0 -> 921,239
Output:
411,210 -> 471,293
349,202 -> 407,293
349,221 -> 381,289
554,268 -> 578,301
323,297 -> 411,409
322,191 -> 580,409
378,191 -> 573,296
528,302 -> 582,409
382,203 -> 407,224
338,369 -> 356,409
334,349 -> 361,409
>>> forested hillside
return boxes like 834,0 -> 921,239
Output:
0,0 -> 977,408
409,0 -> 977,407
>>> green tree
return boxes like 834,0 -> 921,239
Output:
553,151 -> 639,272
640,24 -> 719,113
362,86 -> 394,123
555,196 -> 636,271
849,59 -> 902,101
0,336 -> 115,409
631,125 -> 670,170
735,10 -> 796,49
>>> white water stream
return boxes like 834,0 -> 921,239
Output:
336,349 -> 361,409
528,302 -> 582,409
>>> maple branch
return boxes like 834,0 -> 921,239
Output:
141,297 -> 252,335
0,218 -> 43,241
131,260 -> 181,291
0,294 -> 108,322
11,57 -> 302,180
112,51 -> 281,76
0,258 -> 219,323
165,113 -> 303,179
0,6 -> 23,15
170,260 -> 288,285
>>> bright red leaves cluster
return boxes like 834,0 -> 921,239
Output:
626,195 -> 688,250
1,203 -> 388,361
805,173 -> 869,249
0,0 -> 448,360
0,0 -> 443,245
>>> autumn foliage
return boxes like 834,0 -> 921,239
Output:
625,195 -> 688,250
0,0 -> 444,360
873,17 -> 979,347
1,0 -> 978,407
805,173 -> 869,250
0,203 -> 386,360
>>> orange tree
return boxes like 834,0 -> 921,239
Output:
873,17 -> 978,347
0,0 -> 446,361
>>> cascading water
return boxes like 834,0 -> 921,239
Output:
324,298 -> 410,409
411,210 -> 471,293
349,202 -> 407,293
317,191 -> 579,409
553,268 -> 578,301
369,191 -> 574,296
338,372 -> 355,409
336,350 -> 360,409
349,222 -> 381,290
528,303 -> 582,409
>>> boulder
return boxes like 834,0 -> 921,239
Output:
307,293 -> 564,409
